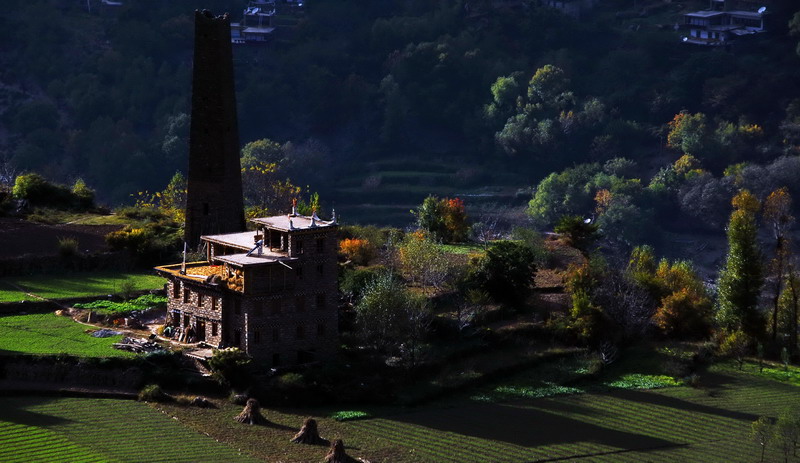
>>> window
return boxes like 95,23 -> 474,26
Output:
183,288 -> 190,303
233,329 -> 241,347
253,330 -> 261,344
172,282 -> 180,299
316,294 -> 325,310
316,237 -> 325,253
317,323 -> 325,337
272,353 -> 280,367
317,264 -> 324,277
183,314 -> 190,327
295,239 -> 304,255
197,293 -> 204,308
271,300 -> 281,315
296,296 -> 305,312
254,302 -> 263,316
211,297 -> 218,311
234,299 -> 241,315
203,202 -> 209,216
211,321 -> 218,337
296,265 -> 303,280
272,328 -> 280,342
296,326 -> 305,340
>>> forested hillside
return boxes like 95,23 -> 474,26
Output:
1,0 -> 800,213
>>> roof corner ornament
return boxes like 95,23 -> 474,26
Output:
290,198 -> 298,217
310,208 -> 318,228
331,208 -> 337,224
289,219 -> 295,230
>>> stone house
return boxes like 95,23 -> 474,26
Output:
155,210 -> 338,367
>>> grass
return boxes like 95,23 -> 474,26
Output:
438,242 -> 484,255
0,272 -> 164,303
151,365 -> 799,463
73,294 -> 168,315
0,397 -> 261,463
0,312 -> 133,357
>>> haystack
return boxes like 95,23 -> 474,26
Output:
234,398 -> 267,425
291,418 -> 328,445
324,439 -> 357,463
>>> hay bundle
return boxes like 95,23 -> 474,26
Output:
234,398 -> 266,425
324,439 -> 357,463
291,418 -> 328,445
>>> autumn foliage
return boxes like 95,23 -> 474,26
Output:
339,238 -> 374,266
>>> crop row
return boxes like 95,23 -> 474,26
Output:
0,398 -> 261,463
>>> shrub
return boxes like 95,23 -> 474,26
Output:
208,348 -> 253,389
469,241 -> 536,306
138,384 -> 170,402
57,236 -> 79,258
12,173 -> 95,211
414,195 -> 468,243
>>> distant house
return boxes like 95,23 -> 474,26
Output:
541,0 -> 599,19
231,1 -> 277,44
681,0 -> 768,46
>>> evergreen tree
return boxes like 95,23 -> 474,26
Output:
716,190 -> 764,338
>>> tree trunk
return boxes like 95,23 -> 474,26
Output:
772,238 -> 785,342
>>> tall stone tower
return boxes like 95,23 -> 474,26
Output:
185,10 -> 246,248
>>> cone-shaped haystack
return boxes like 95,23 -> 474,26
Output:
324,439 -> 357,463
234,398 -> 266,425
291,418 -> 328,445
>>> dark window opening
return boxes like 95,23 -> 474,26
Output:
211,297 -> 218,311
172,282 -> 180,299
295,239 -> 303,255
317,323 -> 325,337
211,321 -> 218,337
197,293 -> 204,308
233,329 -> 241,347
183,314 -> 190,327
183,289 -> 190,303
316,294 -> 325,310
203,202 -> 210,216
316,238 -> 325,253
272,328 -> 280,342
296,326 -> 305,340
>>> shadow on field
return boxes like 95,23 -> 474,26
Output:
391,402 -> 676,449
606,388 -> 759,423
0,396 -> 75,427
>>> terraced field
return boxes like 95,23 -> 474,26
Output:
0,312 -> 132,357
0,272 -> 164,303
0,397 -> 260,463
146,365 -> 798,463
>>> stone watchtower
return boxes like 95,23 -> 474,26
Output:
185,10 -> 246,249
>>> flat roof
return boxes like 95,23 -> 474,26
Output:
203,231 -> 260,251
251,214 -> 337,232
213,252 -> 298,267
243,27 -> 276,34
685,10 -> 725,18
728,10 -> 764,19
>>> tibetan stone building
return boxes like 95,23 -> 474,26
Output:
156,210 -> 338,366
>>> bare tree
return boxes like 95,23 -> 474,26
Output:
593,266 -> 654,341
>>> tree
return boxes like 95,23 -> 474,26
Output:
774,407 -> 800,461
780,265 -> 800,355
716,190 -> 764,339
470,241 -> 536,306
721,329 -> 750,370
763,188 -> 794,343
355,272 -> 431,365
397,233 -> 453,293
667,111 -> 712,157
555,215 -> 599,255
751,416 -> 773,463
413,195 -> 468,243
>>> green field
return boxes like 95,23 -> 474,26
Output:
0,312 -> 132,357
154,363 -> 798,463
0,397 -> 261,463
0,272 -> 164,303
